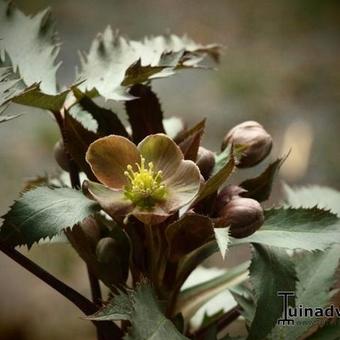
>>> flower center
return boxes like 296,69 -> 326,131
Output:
123,157 -> 167,210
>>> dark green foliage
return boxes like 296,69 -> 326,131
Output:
240,156 -> 286,202
0,187 -> 100,248
88,282 -> 189,339
247,244 -> 296,340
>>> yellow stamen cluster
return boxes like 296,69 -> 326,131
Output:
123,157 -> 167,210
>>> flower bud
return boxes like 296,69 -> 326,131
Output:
53,140 -> 70,171
216,197 -> 264,238
214,185 -> 247,214
196,146 -> 215,179
222,121 -> 272,168
79,216 -> 102,247
96,237 -> 119,264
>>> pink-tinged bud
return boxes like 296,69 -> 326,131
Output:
53,140 -> 70,171
196,146 -> 215,179
222,121 -> 272,168
214,185 -> 247,213
216,197 -> 264,238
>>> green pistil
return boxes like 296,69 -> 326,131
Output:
123,157 -> 167,210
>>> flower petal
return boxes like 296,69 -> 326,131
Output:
83,180 -> 133,216
138,134 -> 183,179
164,160 -> 201,211
86,135 -> 140,188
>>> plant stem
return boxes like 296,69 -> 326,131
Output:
155,227 -> 167,292
145,224 -> 156,280
87,266 -> 103,306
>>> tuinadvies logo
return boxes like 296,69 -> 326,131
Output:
277,291 -> 340,326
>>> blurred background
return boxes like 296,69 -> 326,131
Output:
0,0 -> 339,338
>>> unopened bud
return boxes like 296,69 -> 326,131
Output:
53,140 -> 70,171
196,147 -> 215,179
214,185 -> 247,213
79,217 -> 102,247
216,197 -> 264,238
96,237 -> 119,263
222,121 -> 272,168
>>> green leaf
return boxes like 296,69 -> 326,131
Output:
229,284 -> 256,325
0,66 -> 26,106
213,227 -> 230,259
201,309 -> 224,329
307,321 -> 340,340
240,156 -> 286,202
0,187 -> 100,248
88,282 -> 189,340
284,184 -> 340,216
11,85 -> 69,111
195,145 -> 235,203
175,242 -> 219,298
0,66 -> 67,112
232,207 -> 340,251
121,58 -> 174,86
77,27 -> 220,101
124,285 -> 189,340
71,88 -> 129,136
166,213 -> 213,262
86,288 -> 133,321
0,2 -> 60,94
247,244 -> 296,340
176,261 -> 249,321
281,246 -> 340,339
212,147 -> 232,176
125,84 -> 165,143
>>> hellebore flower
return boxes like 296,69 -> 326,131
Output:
83,134 -> 201,224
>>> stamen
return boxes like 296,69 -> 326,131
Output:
123,156 -> 167,210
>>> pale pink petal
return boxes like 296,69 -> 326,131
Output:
83,180 -> 133,216
86,135 -> 140,189
164,160 -> 201,211
138,134 -> 183,180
